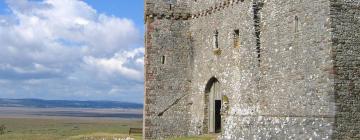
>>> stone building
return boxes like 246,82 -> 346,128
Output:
143,0 -> 360,139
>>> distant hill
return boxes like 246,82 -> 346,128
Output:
0,98 -> 143,109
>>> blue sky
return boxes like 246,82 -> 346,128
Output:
0,0 -> 144,103
0,0 -> 144,31
84,0 -> 144,32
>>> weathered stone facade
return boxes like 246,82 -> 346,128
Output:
144,0 -> 360,139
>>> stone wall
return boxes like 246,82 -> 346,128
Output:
144,0 -> 192,139
187,0 -> 336,139
144,0 -> 359,139
187,0 -> 260,138
330,0 -> 360,139
257,0 -> 335,139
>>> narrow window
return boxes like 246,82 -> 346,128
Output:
213,30 -> 219,49
294,16 -> 299,32
169,4 -> 172,10
161,56 -> 166,64
233,29 -> 240,48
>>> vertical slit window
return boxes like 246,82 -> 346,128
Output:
295,16 -> 299,32
233,29 -> 240,48
161,56 -> 166,64
213,30 -> 219,49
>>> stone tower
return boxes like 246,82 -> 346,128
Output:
144,0 -> 360,139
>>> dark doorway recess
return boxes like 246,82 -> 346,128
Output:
215,100 -> 221,133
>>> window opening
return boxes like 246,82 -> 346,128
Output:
213,30 -> 219,49
295,16 -> 299,32
233,29 -> 240,48
161,56 -> 166,64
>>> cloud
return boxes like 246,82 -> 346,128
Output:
83,48 -> 144,81
0,0 -> 144,102
0,63 -> 63,80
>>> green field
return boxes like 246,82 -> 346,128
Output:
167,134 -> 217,140
0,118 -> 142,140
0,118 -> 219,140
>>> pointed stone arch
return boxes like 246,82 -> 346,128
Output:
203,77 -> 222,133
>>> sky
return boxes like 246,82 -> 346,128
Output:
0,0 -> 145,103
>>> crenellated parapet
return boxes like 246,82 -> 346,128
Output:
145,0 -> 189,22
191,0 -> 245,19
145,12 -> 192,21
145,0 -> 246,22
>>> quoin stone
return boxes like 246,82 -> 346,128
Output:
143,0 -> 360,139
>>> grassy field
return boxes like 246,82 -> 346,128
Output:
167,134 -> 218,140
0,118 -> 142,140
0,117 -> 219,140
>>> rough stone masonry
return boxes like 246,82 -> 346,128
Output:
143,0 -> 360,139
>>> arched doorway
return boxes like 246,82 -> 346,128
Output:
204,77 -> 221,133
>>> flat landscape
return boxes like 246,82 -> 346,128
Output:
0,105 -> 216,140
0,107 -> 143,140
0,107 -> 143,120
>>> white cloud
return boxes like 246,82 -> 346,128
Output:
0,0 -> 144,102
83,48 -> 144,81
1,63 -> 60,74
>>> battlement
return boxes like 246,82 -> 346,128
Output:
145,0 -> 189,22
145,0 -> 249,21
190,0 -> 245,19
